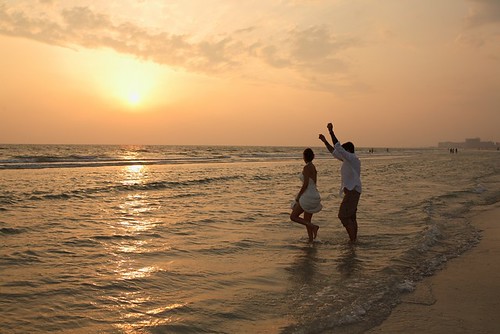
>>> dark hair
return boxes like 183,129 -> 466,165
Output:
303,148 -> 315,162
342,142 -> 355,153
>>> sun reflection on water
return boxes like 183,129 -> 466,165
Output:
109,291 -> 184,333
102,164 -> 181,332
119,265 -> 158,280
97,165 -> 186,333
116,240 -> 146,253
127,164 -> 145,174
119,194 -> 152,214
146,303 -> 186,315
122,164 -> 148,186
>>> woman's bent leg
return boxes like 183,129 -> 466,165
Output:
291,204 -> 314,241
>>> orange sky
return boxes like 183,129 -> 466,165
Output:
0,0 -> 499,147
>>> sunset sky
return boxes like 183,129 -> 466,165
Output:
1,0 -> 499,147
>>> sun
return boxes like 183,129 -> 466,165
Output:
120,85 -> 146,108
92,51 -> 165,110
127,92 -> 141,106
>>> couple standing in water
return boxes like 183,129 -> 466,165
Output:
290,122 -> 362,243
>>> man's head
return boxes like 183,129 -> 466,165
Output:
342,142 -> 355,153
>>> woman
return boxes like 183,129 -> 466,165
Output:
290,148 -> 322,242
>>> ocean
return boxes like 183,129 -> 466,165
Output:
1,144 -> 499,333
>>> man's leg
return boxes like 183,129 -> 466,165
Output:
343,220 -> 357,243
350,212 -> 358,242
338,190 -> 360,243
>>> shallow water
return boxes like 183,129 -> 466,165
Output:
1,145 -> 499,333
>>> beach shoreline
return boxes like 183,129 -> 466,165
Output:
365,203 -> 500,334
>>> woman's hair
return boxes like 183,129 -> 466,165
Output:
303,148 -> 315,162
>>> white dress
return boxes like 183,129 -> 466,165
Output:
298,173 -> 322,214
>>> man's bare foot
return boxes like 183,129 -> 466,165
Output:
313,225 -> 319,239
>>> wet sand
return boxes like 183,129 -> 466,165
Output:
366,204 -> 500,334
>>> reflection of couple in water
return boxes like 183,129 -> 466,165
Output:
290,122 -> 362,244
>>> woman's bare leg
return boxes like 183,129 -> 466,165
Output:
304,212 -> 319,240
290,204 -> 314,242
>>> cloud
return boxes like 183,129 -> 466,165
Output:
288,26 -> 356,71
0,4 -> 237,71
252,25 -> 357,73
62,6 -> 111,30
0,3 -> 361,92
465,0 -> 500,28
456,0 -> 500,50
290,26 -> 343,62
251,25 -> 360,91
455,33 -> 486,48
260,44 -> 292,68
0,4 -> 63,45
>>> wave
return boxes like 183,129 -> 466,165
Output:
0,195 -> 17,205
0,145 -> 315,170
0,250 -> 43,266
12,154 -> 110,162
0,227 -> 26,235
6,175 -> 241,205
0,158 -> 222,170
196,238 -> 266,256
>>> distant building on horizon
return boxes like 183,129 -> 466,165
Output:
438,137 -> 498,149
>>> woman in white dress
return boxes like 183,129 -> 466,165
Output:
290,148 -> 322,242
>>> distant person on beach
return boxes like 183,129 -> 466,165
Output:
290,148 -> 322,242
319,123 -> 362,243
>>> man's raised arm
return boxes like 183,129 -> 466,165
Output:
327,123 -> 339,145
319,134 -> 334,153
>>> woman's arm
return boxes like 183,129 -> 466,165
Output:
296,165 -> 310,201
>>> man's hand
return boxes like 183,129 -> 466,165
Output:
327,122 -> 339,145
319,134 -> 326,142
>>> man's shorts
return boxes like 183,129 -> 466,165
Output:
338,188 -> 361,225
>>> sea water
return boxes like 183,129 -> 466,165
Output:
1,145 -> 499,333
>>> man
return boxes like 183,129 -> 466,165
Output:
319,123 -> 362,243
